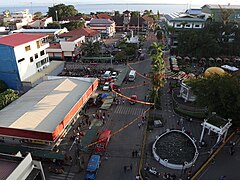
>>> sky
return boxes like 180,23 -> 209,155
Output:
1,0 -> 240,6
0,0 -> 240,6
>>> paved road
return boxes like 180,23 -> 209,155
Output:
96,35 -> 153,180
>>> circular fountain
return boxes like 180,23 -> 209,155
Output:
152,129 -> 198,170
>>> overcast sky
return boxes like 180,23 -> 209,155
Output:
1,0 -> 240,6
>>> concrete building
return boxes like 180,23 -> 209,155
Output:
164,12 -> 206,49
58,28 -> 101,43
3,9 -> 33,30
202,4 -> 240,23
0,76 -> 98,150
47,35 -> 85,61
28,16 -> 53,29
89,18 -> 116,38
0,152 -> 45,180
10,28 -> 68,42
0,33 -> 49,91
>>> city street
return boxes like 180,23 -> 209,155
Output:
96,36 -> 153,180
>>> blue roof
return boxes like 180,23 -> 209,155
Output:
87,155 -> 100,172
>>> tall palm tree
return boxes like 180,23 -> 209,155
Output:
149,43 -> 165,110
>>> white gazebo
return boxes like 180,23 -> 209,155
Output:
199,113 -> 232,145
178,81 -> 196,102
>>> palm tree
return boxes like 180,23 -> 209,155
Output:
149,43 -> 165,110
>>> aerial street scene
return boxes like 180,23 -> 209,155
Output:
0,0 -> 240,180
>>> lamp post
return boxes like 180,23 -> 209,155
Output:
55,10 -> 58,22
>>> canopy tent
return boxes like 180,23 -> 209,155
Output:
221,65 -> 239,72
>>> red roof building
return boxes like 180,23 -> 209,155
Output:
59,28 -> 101,43
0,33 -> 48,47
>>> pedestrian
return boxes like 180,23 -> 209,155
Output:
124,166 -> 127,173
135,150 -> 138,157
136,174 -> 140,180
130,163 -> 132,171
107,113 -> 110,121
122,99 -> 125,104
138,123 -> 141,129
132,151 -> 135,157
177,119 -> 180,126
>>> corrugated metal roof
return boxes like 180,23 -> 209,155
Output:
0,33 -> 48,47
0,76 -> 97,133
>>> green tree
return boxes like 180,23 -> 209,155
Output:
46,22 -> 61,29
0,89 -> 18,110
131,11 -> 140,17
63,20 -> 85,31
33,11 -> 43,19
114,51 -> 127,62
48,4 -> 78,21
82,41 -> 101,56
189,74 -> 240,124
149,43 -> 165,109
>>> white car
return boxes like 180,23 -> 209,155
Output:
103,82 -> 110,91
112,72 -> 118,79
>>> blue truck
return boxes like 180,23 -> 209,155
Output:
85,155 -> 101,180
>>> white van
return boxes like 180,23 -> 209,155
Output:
128,70 -> 136,81
103,71 -> 111,79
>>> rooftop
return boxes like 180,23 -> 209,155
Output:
0,33 -> 48,47
0,76 -> 97,134
90,18 -> 114,24
59,28 -> 99,38
202,4 -> 240,9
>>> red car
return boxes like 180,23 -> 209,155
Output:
129,95 -> 137,105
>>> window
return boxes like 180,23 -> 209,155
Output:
176,24 -> 181,27
25,45 -> 31,51
40,50 -> 45,56
30,56 -> 34,62
36,41 -> 41,48
35,53 -> 38,59
185,24 -> 190,27
18,58 -> 25,63
36,61 -> 41,68
195,24 -> 200,28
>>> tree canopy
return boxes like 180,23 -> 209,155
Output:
48,4 -> 78,21
176,22 -> 240,57
189,74 -> 240,124
46,22 -> 61,29
63,20 -> 85,31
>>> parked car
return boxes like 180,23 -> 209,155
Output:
154,120 -> 163,127
111,72 -> 118,80
103,82 -> 110,91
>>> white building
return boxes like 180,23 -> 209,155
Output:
0,152 -> 45,180
0,33 -> 49,90
89,18 -> 116,38
4,9 -> 33,30
47,35 -> 85,60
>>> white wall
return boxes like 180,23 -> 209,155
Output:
7,153 -> 45,180
14,38 -> 50,81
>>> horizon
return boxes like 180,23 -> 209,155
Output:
1,0 -> 240,6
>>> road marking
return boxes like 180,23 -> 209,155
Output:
114,106 -> 145,116
48,172 -> 75,180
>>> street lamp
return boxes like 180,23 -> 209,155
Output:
55,10 -> 58,22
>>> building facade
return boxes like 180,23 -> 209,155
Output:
202,4 -> 240,23
89,18 -> 116,38
0,33 -> 49,90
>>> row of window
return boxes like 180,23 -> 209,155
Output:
25,38 -> 48,52
36,57 -> 49,68
175,24 -> 202,28
17,50 -> 45,63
